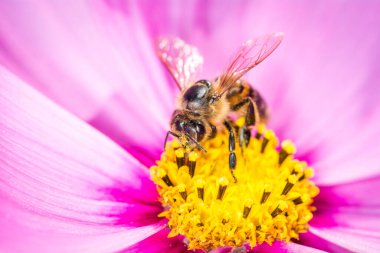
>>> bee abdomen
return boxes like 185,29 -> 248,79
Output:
227,80 -> 269,123
248,85 -> 269,123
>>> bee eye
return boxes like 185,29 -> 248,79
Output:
196,79 -> 212,88
184,84 -> 208,101
175,120 -> 185,132
194,122 -> 205,141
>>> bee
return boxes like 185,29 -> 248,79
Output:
158,33 -> 283,176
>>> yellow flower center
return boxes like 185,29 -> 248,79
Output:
150,123 -> 319,251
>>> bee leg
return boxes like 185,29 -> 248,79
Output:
239,125 -> 251,147
164,131 -> 179,150
232,97 -> 259,127
233,97 -> 260,148
224,121 -> 237,183
208,123 -> 217,139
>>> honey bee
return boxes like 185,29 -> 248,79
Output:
158,33 -> 283,175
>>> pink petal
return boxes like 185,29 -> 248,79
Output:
283,242 -> 328,253
316,175 -> 380,207
209,241 -> 327,253
123,228 -> 192,253
310,226 -> 380,253
311,178 -> 380,237
313,206 -> 380,233
0,66 -> 163,252
299,231 -> 352,253
0,1 -> 174,124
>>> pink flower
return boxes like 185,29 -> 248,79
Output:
1,1 -> 380,252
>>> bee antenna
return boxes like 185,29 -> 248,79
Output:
164,131 -> 180,150
185,133 -> 207,153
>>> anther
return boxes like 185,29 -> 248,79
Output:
261,130 -> 274,153
188,152 -> 198,177
243,199 -> 254,218
292,197 -> 303,205
261,191 -> 271,204
255,124 -> 265,139
295,195 -> 311,205
222,212 -> 231,224
271,201 -> 287,218
292,164 -> 303,175
178,184 -> 187,200
157,168 -> 174,187
175,149 -> 185,168
281,175 -> 297,195
278,140 -> 296,165
299,213 -> 313,224
261,184 -> 273,204
195,178 -> 205,200
217,177 -> 229,200
299,168 -> 314,181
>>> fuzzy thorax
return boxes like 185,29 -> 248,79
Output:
150,125 -> 319,250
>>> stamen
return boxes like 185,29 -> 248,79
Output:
195,178 -> 205,200
292,197 -> 303,205
175,149 -> 185,168
217,177 -> 229,200
260,130 -> 274,153
178,184 -> 187,200
157,167 -> 174,187
255,124 -> 265,139
299,167 -> 314,181
188,152 -> 198,177
278,140 -> 296,165
281,175 -> 297,195
261,185 -> 273,204
150,125 -> 319,250
271,201 -> 287,218
243,199 -> 254,218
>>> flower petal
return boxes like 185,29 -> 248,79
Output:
313,206 -> 380,233
306,177 -> 380,251
208,241 -> 328,253
299,231 -> 352,253
0,66 -> 163,252
309,226 -> 380,253
316,175 -> 380,207
0,1 -> 174,125
123,228 -> 193,253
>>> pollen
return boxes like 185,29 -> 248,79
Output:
150,125 -> 319,251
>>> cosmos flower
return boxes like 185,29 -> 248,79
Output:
1,1 -> 380,253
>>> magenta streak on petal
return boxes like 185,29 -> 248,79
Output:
0,66 -> 163,252
316,175 -> 380,207
310,177 -> 380,233
239,241 -> 328,253
122,228 -> 195,253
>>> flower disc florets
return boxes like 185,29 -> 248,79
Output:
150,124 -> 319,250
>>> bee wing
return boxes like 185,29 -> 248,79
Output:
215,32 -> 284,97
157,37 -> 204,90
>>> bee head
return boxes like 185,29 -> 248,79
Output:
171,112 -> 206,143
183,80 -> 212,110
